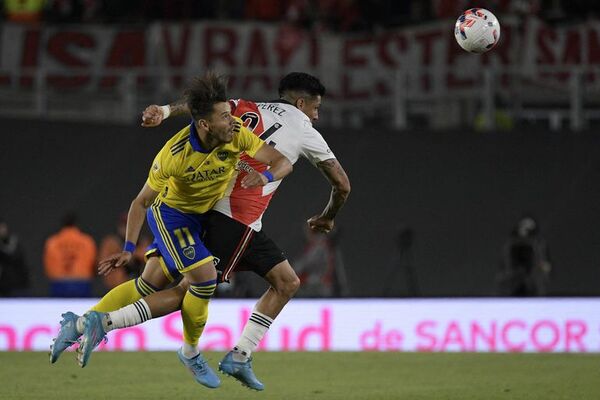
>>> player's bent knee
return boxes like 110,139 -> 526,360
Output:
184,259 -> 217,283
268,262 -> 300,298
141,257 -> 172,289
176,278 -> 190,293
283,275 -> 301,297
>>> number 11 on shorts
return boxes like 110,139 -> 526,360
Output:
173,227 -> 195,248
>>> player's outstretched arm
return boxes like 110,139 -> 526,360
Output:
98,184 -> 159,275
141,98 -> 189,127
241,143 -> 293,188
307,158 -> 351,233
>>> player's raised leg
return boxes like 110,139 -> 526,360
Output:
50,257 -> 169,364
75,257 -> 169,367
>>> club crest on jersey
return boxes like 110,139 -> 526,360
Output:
217,151 -> 229,161
183,246 -> 195,260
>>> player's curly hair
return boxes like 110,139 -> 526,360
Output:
278,72 -> 326,98
185,72 -> 228,121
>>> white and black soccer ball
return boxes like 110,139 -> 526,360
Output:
454,8 -> 500,54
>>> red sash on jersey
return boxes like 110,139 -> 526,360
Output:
227,99 -> 277,227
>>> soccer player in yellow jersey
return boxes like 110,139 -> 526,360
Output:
51,72 -> 292,388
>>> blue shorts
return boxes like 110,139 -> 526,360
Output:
146,200 -> 215,280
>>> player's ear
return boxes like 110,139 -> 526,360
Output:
295,98 -> 305,109
197,118 -> 210,131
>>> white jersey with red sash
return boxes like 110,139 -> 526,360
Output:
212,99 -> 335,231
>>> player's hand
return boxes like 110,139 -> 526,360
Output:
307,215 -> 334,234
98,252 -> 133,276
241,170 -> 268,189
141,105 -> 164,127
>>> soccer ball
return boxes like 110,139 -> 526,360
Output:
454,8 -> 500,54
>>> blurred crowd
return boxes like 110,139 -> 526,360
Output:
0,212 -> 350,299
1,211 -> 553,298
0,213 -> 151,298
2,0 -> 600,30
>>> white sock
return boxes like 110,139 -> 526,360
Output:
181,343 -> 199,359
233,310 -> 273,361
75,315 -> 84,334
105,299 -> 152,332
76,317 -> 85,334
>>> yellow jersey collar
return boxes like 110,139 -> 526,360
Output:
189,121 -> 210,153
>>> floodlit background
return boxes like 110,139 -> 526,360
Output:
1,0 -> 600,357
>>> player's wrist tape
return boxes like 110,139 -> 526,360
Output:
262,171 -> 274,183
123,241 -> 136,253
160,105 -> 171,119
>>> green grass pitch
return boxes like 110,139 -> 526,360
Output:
1,352 -> 599,399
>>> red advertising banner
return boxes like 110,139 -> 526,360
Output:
1,18 -> 599,101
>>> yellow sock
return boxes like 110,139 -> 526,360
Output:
90,277 -> 158,313
181,280 -> 216,346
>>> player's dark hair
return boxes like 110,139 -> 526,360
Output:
185,72 -> 228,121
278,72 -> 326,98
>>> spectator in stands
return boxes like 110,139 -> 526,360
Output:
98,212 -> 150,290
283,0 -> 317,29
142,0 -> 206,21
43,212 -> 97,297
0,218 -> 30,297
3,0 -> 46,23
44,0 -> 103,23
316,0 -> 365,32
293,226 -> 349,297
245,0 -> 284,21
496,215 -> 552,296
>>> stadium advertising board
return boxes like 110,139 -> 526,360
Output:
1,299 -> 599,353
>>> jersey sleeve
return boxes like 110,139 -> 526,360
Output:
302,125 -> 336,166
146,146 -> 173,192
236,123 -> 265,158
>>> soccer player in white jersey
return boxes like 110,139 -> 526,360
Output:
51,73 -> 350,391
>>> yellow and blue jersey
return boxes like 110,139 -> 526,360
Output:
147,118 -> 265,214
145,117 -> 265,274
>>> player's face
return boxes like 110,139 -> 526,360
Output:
297,95 -> 322,123
207,102 -> 235,143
